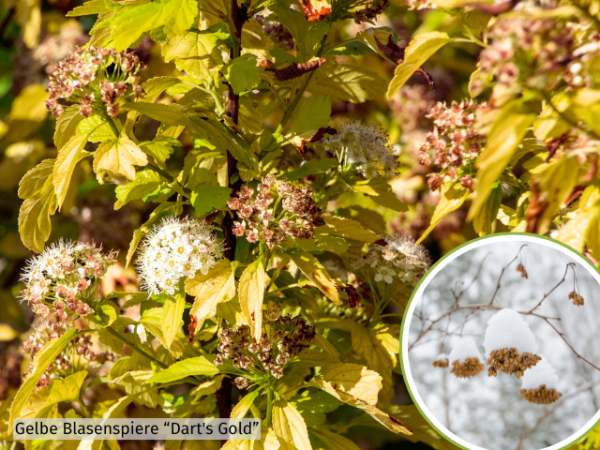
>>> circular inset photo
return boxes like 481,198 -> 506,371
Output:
401,234 -> 600,450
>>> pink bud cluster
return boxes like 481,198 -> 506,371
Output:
228,176 -> 324,249
45,47 -> 146,118
418,101 -> 487,192
22,318 -> 99,387
215,306 -> 316,389
20,240 -> 117,322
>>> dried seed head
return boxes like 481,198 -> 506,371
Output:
568,290 -> 584,306
516,263 -> 528,279
487,348 -> 541,378
520,385 -> 562,405
433,354 -> 449,369
448,338 -> 484,378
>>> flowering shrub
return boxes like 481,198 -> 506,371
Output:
1,0 -> 600,448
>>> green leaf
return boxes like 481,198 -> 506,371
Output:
9,327 -> 78,432
124,102 -> 191,127
468,102 -> 535,221
93,134 -> 149,185
386,32 -> 452,99
347,178 -> 407,212
417,183 -> 469,244
223,54 -> 261,95
241,19 -> 274,60
115,169 -> 169,207
284,158 -> 338,181
140,307 -> 186,358
288,96 -> 331,140
190,185 -> 233,214
37,371 -> 87,418
53,134 -> 90,209
139,136 -> 181,163
288,249 -> 340,304
239,258 -> 267,339
163,30 -> 225,79
189,117 -> 259,175
314,215 -> 379,243
78,115 -> 116,143
472,184 -> 502,235
281,234 -> 349,254
109,0 -> 198,51
18,159 -> 58,253
162,290 -> 186,349
292,392 -> 342,427
54,105 -> 83,149
67,0 -> 110,16
308,63 -> 386,103
149,356 -> 218,384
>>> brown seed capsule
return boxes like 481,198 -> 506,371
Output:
450,358 -> 484,378
486,347 -> 541,378
433,356 -> 449,368
520,385 -> 562,405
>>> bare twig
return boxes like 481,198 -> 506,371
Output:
541,317 -> 600,372
528,262 -> 575,313
489,244 -> 527,305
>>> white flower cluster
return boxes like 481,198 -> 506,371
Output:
20,240 -> 117,321
354,235 -> 430,286
137,217 -> 224,295
321,119 -> 400,179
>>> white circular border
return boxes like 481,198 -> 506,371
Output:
401,234 -> 600,450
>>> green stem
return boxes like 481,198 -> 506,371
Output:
104,326 -> 168,369
265,387 -> 273,427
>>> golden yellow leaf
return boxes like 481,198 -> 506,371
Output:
93,134 -> 148,185
319,363 -> 381,404
288,249 -> 340,304
386,32 -> 451,99
185,260 -> 235,327
308,378 -> 411,435
417,183 -> 469,244
468,102 -> 535,221
272,399 -> 312,450
239,259 -> 267,338
314,215 -> 379,243
53,134 -> 90,209
231,389 -> 261,419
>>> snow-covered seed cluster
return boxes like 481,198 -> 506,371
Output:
215,314 -> 316,388
228,176 -> 324,250
20,240 -> 117,321
45,46 -> 146,118
516,263 -> 528,279
353,235 -> 431,286
520,385 -> 562,405
320,119 -> 400,179
137,217 -> 224,296
418,101 -> 487,192
487,348 -> 541,378
449,338 -> 484,378
484,309 -> 541,378
519,358 -> 562,405
569,290 -> 584,306
432,354 -> 449,368
22,318 -> 96,387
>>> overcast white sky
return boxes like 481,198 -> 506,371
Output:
407,239 -> 600,450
